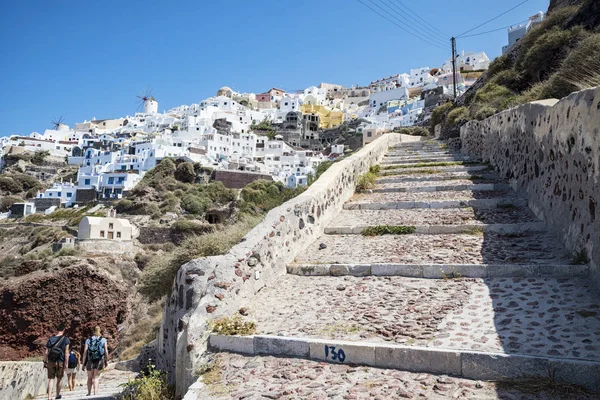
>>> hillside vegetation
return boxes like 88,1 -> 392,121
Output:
432,0 -> 600,137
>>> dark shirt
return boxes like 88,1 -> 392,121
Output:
46,335 -> 70,363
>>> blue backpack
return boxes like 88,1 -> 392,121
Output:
87,337 -> 105,362
68,353 -> 78,368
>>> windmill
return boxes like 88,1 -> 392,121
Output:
136,87 -> 158,114
51,116 -> 66,130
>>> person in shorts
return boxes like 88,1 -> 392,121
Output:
44,323 -> 70,400
81,326 -> 108,396
66,350 -> 81,391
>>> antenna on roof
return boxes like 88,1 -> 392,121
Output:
51,116 -> 65,130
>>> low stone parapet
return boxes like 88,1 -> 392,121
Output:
208,334 -> 600,392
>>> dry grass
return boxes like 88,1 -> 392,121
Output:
210,315 -> 257,336
118,301 -> 164,360
319,323 -> 361,337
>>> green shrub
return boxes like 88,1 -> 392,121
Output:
356,172 -> 376,193
210,315 -> 257,336
138,216 -> 261,302
489,69 -> 522,92
521,26 -> 589,82
393,127 -> 430,136
180,194 -> 211,215
474,106 -> 497,121
0,177 -> 23,194
429,102 -> 453,133
363,225 -> 417,236
487,54 -> 513,78
118,365 -> 173,400
0,196 -> 22,212
171,219 -> 214,235
369,165 -> 380,174
471,83 -> 518,113
31,151 -> 50,165
240,180 -> 304,213
446,107 -> 470,127
545,33 -> 600,98
174,162 -> 195,183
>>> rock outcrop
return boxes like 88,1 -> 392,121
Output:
0,262 -> 131,360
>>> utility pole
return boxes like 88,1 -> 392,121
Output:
451,37 -> 458,100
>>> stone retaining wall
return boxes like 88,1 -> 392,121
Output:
0,362 -> 87,399
156,133 -> 419,397
461,87 -> 600,291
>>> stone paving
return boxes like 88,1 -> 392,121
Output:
348,189 -> 514,203
328,207 -> 540,227
243,275 -> 600,360
35,367 -> 137,399
294,232 -> 572,265
197,353 -> 599,400
203,140 -> 600,398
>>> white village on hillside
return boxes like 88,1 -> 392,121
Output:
2,17 -> 548,210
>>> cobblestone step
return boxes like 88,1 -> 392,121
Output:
386,150 -> 459,156
381,161 -> 483,170
287,263 -> 589,278
205,337 -> 600,394
324,222 -> 546,235
378,165 -> 491,176
376,172 -> 501,184
344,197 -> 528,210
188,353 -> 546,400
372,183 -> 511,193
234,275 -> 600,365
345,190 -> 518,208
293,232 -> 573,265
381,156 -> 473,165
329,207 -> 540,227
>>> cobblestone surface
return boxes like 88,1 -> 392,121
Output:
328,207 -> 540,227
35,367 -> 137,399
197,353 -> 597,400
349,190 -> 512,203
295,233 -> 571,265
244,275 -> 600,359
376,171 -> 500,183
376,179 -> 479,189
246,275 -> 470,343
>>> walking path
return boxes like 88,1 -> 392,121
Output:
35,367 -> 136,400
194,140 -> 600,399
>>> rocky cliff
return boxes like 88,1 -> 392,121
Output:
0,261 -> 134,360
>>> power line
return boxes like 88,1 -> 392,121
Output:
457,0 -> 530,38
393,0 -> 449,38
357,0 -> 448,50
459,20 -> 529,38
377,0 -> 448,46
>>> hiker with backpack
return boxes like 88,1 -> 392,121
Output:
44,323 -> 70,400
81,326 -> 108,397
66,350 -> 81,391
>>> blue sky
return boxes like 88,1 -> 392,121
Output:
0,0 -> 548,137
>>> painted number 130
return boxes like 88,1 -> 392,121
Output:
324,345 -> 346,363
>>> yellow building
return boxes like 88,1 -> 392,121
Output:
300,104 -> 345,129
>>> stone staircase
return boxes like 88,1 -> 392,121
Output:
191,140 -> 600,398
35,367 -> 136,400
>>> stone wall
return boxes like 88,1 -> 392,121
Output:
0,362 -> 46,399
0,362 -> 87,399
461,87 -> 600,291
76,239 -> 135,254
213,170 -> 273,189
33,198 -> 61,212
156,133 -> 419,397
